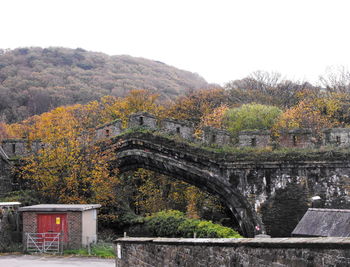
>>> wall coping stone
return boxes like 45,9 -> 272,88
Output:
162,117 -> 194,127
96,119 -> 122,130
238,130 -> 270,135
115,237 -> 350,249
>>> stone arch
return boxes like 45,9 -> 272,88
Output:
107,134 -> 262,237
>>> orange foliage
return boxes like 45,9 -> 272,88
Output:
274,95 -> 341,137
165,88 -> 228,122
18,105 -> 119,206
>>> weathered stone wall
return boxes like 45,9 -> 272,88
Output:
115,237 -> 350,267
324,128 -> 350,147
128,112 -> 157,129
202,126 -> 232,146
1,139 -> 41,158
238,130 -> 270,147
0,156 -> 12,196
279,129 -> 313,148
96,120 -> 122,140
161,118 -> 194,141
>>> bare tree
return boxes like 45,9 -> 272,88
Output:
319,66 -> 350,93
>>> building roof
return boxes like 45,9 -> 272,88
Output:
292,208 -> 350,237
19,204 -> 101,212
0,202 -> 21,207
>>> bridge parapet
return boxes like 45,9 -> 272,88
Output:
94,112 -> 350,149
161,118 -> 195,141
1,139 -> 41,158
128,112 -> 157,129
96,119 -> 122,140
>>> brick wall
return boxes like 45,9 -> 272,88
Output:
115,237 -> 350,267
67,212 -> 82,249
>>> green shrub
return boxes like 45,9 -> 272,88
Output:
225,103 -> 282,137
145,210 -> 241,238
145,210 -> 185,237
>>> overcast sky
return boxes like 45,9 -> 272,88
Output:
2,0 -> 350,85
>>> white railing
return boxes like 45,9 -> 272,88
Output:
26,232 -> 62,253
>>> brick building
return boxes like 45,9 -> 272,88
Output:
20,204 -> 101,250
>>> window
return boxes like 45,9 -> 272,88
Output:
292,135 -> 297,146
251,138 -> 257,147
336,136 -> 341,145
211,134 -> 216,143
176,127 -> 180,134
139,116 -> 144,126
12,144 -> 16,154
105,129 -> 110,137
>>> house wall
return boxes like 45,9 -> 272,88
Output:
82,209 -> 98,246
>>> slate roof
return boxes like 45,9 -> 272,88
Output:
292,208 -> 350,237
19,204 -> 101,212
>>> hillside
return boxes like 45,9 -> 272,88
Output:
0,47 -> 209,122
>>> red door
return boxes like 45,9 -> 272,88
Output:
37,214 -> 68,242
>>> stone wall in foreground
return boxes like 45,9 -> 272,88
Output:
115,237 -> 350,267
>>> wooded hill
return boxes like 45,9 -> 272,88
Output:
0,47 -> 209,122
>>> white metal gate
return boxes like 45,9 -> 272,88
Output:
26,232 -> 62,253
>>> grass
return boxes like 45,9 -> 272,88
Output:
63,242 -> 115,258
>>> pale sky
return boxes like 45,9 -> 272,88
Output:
2,0 -> 350,85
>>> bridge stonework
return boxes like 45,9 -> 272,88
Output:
0,148 -> 13,197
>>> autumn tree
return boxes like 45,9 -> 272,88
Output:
97,89 -> 163,127
19,106 -> 119,206
274,95 -> 342,138
165,88 -> 228,123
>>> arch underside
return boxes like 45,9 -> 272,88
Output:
114,149 -> 260,237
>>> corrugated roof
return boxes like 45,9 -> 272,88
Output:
292,208 -> 350,237
19,204 -> 101,212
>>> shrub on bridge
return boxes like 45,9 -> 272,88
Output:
145,210 -> 241,238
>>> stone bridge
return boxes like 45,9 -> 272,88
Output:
102,131 -> 350,237
2,112 -> 350,237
